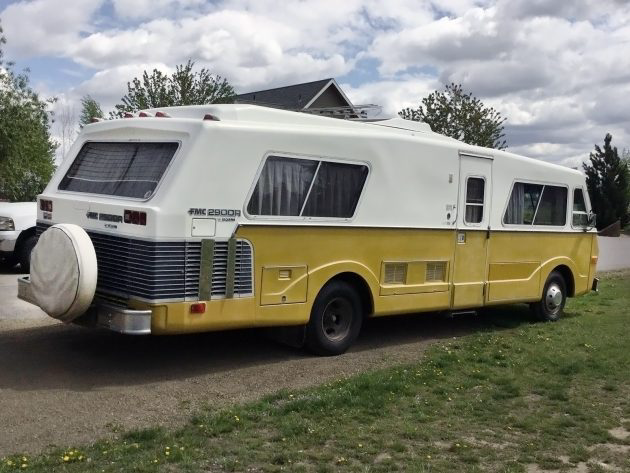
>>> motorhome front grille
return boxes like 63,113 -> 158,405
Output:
210,240 -> 254,297
37,223 -> 201,301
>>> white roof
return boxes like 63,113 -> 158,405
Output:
141,104 -> 438,135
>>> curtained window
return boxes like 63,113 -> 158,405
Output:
534,186 -> 567,226
247,156 -> 318,216
302,162 -> 369,218
59,142 -> 179,199
504,182 -> 567,226
247,156 -> 368,218
504,182 -> 543,224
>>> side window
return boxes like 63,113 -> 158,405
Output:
247,156 -> 368,218
301,162 -> 368,218
533,186 -> 567,226
247,156 -> 318,216
572,188 -> 588,227
464,177 -> 485,224
504,182 -> 543,224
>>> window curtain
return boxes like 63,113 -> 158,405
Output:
302,162 -> 368,218
534,187 -> 567,226
505,182 -> 525,224
247,157 -> 317,216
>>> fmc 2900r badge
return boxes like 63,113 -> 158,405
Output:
188,208 -> 241,221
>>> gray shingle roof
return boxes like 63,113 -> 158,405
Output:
235,78 -> 349,109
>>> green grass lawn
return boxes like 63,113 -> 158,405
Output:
3,271 -> 630,473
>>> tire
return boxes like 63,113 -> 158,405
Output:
305,280 -> 363,356
17,235 -> 38,273
531,271 -> 567,321
1,254 -> 16,269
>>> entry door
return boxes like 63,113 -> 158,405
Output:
451,155 -> 493,309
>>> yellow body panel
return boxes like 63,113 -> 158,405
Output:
260,265 -> 308,305
452,230 -> 488,309
137,226 -> 597,334
486,232 -> 594,303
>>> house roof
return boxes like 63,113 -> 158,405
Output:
234,78 -> 353,110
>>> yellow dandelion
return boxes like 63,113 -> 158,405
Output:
63,456 -> 70,462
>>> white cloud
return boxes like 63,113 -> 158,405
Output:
2,0 -> 629,167
0,0 -> 104,57
343,75 -> 439,116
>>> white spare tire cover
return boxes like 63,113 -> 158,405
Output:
30,224 -> 97,322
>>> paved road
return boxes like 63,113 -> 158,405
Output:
0,234 -> 628,456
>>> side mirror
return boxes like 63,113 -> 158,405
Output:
587,212 -> 597,230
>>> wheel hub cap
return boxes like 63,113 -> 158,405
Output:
321,298 -> 352,342
545,283 -> 563,313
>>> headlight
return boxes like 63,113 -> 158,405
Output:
0,216 -> 15,231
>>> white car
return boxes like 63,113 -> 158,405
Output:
0,202 -> 38,272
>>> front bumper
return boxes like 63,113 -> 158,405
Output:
18,276 -> 152,335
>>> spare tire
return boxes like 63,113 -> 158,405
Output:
30,224 -> 97,322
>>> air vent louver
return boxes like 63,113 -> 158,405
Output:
211,240 -> 254,298
426,262 -> 446,282
384,263 -> 407,284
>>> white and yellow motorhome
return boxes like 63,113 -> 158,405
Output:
18,104 -> 598,355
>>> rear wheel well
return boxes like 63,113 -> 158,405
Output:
552,265 -> 575,297
326,272 -> 374,317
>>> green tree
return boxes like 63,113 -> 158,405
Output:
112,60 -> 235,117
79,95 -> 104,128
400,83 -> 507,149
583,133 -> 630,230
0,20 -> 56,202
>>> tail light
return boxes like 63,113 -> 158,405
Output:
124,210 -> 147,226
190,303 -> 206,314
39,199 -> 53,212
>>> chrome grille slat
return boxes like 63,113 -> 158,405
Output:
209,240 -> 254,297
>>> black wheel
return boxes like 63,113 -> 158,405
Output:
17,235 -> 38,273
0,255 -> 16,269
531,271 -> 567,321
305,280 -> 363,356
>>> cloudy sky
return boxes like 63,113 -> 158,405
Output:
1,0 -> 629,166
